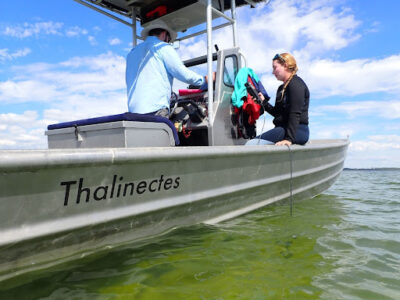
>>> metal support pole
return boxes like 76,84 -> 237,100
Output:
231,0 -> 238,47
179,22 -> 231,41
73,0 -> 132,27
131,7 -> 137,47
211,7 -> 234,23
207,0 -> 214,129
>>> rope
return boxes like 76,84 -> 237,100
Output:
286,144 -> 294,216
256,112 -> 267,145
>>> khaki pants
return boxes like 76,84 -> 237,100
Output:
153,107 -> 170,118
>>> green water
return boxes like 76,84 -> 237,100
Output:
1,170 -> 399,299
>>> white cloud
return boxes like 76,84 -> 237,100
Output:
350,140 -> 400,152
0,110 -> 39,124
0,139 -> 16,146
365,21 -> 380,34
109,38 -> 122,46
0,51 -> 128,149
346,137 -> 400,168
2,21 -> 64,38
177,0 -> 361,77
0,52 -> 127,150
0,92 -> 126,149
201,2 -> 400,101
2,22 -> 91,40
304,55 -> 400,98
368,135 -> 400,144
314,100 -> 400,120
298,6 -> 360,53
0,111 -> 47,149
65,26 -> 88,37
178,39 -> 207,61
0,79 -> 60,103
1,52 -> 126,104
311,125 -> 353,140
88,35 -> 97,46
236,0 -> 360,68
0,48 -> 31,62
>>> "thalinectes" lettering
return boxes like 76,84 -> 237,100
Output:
60,174 -> 180,206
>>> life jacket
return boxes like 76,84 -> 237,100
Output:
242,76 -> 262,125
231,68 -> 269,139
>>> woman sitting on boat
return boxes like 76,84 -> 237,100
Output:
247,52 -> 310,146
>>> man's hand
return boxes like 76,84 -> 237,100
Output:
205,72 -> 216,83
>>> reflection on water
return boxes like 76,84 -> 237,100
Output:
0,170 -> 399,299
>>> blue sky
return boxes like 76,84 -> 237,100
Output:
0,0 -> 399,168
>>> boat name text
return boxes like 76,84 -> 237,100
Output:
61,174 -> 180,206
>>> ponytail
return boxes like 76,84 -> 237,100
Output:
279,71 -> 296,102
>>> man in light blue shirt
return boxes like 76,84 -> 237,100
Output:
126,20 -> 207,117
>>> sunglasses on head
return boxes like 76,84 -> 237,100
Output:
273,53 -> 286,63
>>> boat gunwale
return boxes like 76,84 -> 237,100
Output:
0,139 -> 349,171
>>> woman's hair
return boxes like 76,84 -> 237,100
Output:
273,53 -> 298,101
274,53 -> 298,73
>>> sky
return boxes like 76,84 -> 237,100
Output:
0,0 -> 399,168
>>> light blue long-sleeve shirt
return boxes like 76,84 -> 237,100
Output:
126,36 -> 206,114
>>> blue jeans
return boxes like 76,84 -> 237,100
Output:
247,124 -> 309,145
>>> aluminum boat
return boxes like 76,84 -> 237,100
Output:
0,0 -> 348,281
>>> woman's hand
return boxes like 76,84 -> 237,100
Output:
205,72 -> 216,83
275,140 -> 292,146
252,92 -> 266,103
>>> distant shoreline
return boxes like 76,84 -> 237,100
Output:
344,168 -> 400,171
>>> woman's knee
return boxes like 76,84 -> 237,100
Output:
260,127 -> 285,143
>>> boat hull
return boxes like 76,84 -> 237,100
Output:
0,139 -> 348,280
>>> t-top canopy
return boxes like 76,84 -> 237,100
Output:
75,0 -> 267,33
